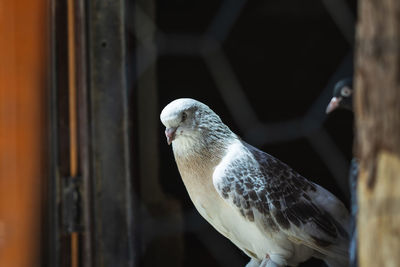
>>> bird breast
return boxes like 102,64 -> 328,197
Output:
174,151 -> 276,261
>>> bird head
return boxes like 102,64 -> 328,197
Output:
160,98 -> 234,149
326,78 -> 354,113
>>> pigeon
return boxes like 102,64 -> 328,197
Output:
326,78 -> 353,114
326,78 -> 358,267
161,98 -> 350,267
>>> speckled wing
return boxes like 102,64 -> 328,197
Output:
213,141 -> 349,258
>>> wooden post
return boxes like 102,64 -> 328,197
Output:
355,0 -> 400,266
0,0 -> 49,266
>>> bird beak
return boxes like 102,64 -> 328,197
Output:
165,127 -> 177,145
326,97 -> 342,114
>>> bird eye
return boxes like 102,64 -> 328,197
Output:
341,87 -> 352,97
181,112 -> 187,122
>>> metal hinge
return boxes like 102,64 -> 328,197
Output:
62,176 -> 82,233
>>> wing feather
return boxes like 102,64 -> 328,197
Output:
213,141 -> 349,258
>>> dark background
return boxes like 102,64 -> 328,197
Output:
142,0 -> 356,266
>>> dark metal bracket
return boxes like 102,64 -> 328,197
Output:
62,176 -> 82,234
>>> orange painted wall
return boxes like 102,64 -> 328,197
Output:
0,0 -> 49,266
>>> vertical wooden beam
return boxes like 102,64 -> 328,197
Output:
67,0 -> 78,178
87,0 -> 139,266
67,0 -> 79,266
355,0 -> 400,266
0,0 -> 49,266
74,0 -> 93,265
47,1 -> 67,266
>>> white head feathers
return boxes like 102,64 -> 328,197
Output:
160,98 -> 208,128
160,98 -> 236,156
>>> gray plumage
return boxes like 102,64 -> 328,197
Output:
161,98 -> 349,267
327,77 -> 358,267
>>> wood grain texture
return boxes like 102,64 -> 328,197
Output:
0,0 -> 49,266
358,152 -> 400,267
355,0 -> 400,266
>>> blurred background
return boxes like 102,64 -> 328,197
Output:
0,0 -> 357,267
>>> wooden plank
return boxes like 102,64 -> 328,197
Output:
0,0 -> 49,266
355,0 -> 400,266
87,0 -> 139,266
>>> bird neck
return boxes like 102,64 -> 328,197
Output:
172,138 -> 230,189
172,128 -> 237,172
